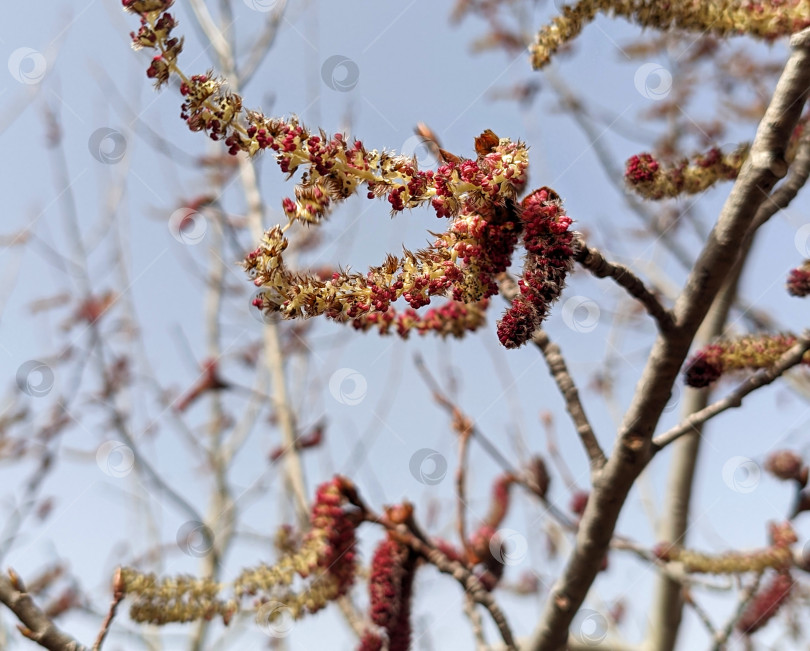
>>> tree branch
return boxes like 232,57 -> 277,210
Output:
526,26 -> 810,651
573,236 -> 675,332
0,571 -> 88,651
652,332 -> 810,450
498,275 -> 605,470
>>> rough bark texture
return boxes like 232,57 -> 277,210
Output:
526,27 -> 810,651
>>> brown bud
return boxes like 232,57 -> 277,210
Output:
526,455 -> 550,499
765,450 -> 806,484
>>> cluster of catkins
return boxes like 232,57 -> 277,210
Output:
531,0 -> 810,69
123,0 -> 577,348
683,334 -> 810,387
118,477 -> 361,626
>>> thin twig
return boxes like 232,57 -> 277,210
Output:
91,569 -> 125,651
240,1 -> 288,85
0,570 -> 88,651
350,497 -> 517,651
713,572 -> 764,650
463,593 -> 488,651
413,354 -> 519,478
456,422 -> 473,557
498,274 -> 605,470
573,236 -> 675,332
527,26 -> 810,651
652,332 -> 810,450
531,330 -> 607,470
683,588 -> 718,641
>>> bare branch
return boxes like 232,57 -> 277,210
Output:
354,500 -> 517,650
526,26 -> 810,651
713,573 -> 764,650
498,275 -> 605,470
0,571 -> 88,651
573,236 -> 675,332
92,569 -> 125,651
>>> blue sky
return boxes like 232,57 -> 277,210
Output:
2,1 -> 810,649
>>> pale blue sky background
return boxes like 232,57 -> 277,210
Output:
1,1 -> 810,649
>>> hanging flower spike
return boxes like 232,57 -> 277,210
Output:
358,536 -> 418,651
243,155 -> 527,335
122,4 -> 547,345
683,333 -> 810,388
787,259 -> 810,297
233,476 -> 359,617
736,571 -> 794,634
350,299 -> 490,339
118,569 -> 233,625
531,0 -> 810,69
497,188 -> 575,348
653,521 -> 796,574
625,145 -> 749,200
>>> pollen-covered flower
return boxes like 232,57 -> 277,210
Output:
625,145 -> 748,200
654,521 -> 796,574
497,188 -> 575,348
684,333 -> 810,388
737,571 -> 794,634
787,260 -> 810,297
531,0 -> 810,69
243,176 -> 525,339
118,569 -> 232,625
350,299 -> 490,339
233,476 -> 359,617
358,536 -> 418,651
122,3 -> 584,348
